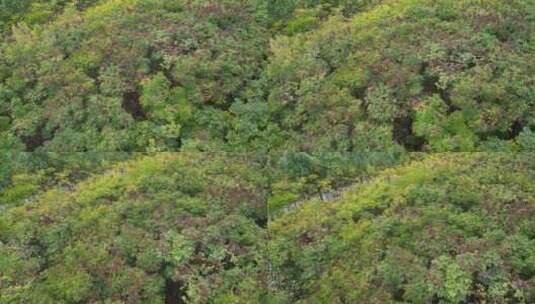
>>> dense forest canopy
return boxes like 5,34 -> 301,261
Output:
1,0 -> 268,152
0,0 -> 533,154
269,153 -> 535,303
1,153 -> 268,303
0,0 -> 534,303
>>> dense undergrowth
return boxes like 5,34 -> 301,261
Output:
269,153 -> 535,303
0,0 -> 534,303
1,0 -> 532,154
1,153 -> 268,303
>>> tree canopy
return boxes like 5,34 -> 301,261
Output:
1,153 -> 268,303
269,153 -> 535,303
0,0 -> 534,303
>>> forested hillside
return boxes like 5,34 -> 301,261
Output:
1,0 -> 533,154
0,0 -> 534,303
269,153 -> 535,303
1,153 -> 269,303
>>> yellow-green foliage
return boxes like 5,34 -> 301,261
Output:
0,0 -> 534,302
0,172 -> 44,205
0,1 -> 102,32
269,153 -> 535,303
0,153 -> 268,303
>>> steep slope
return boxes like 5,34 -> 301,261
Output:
0,0 -> 267,152
0,0 -> 534,303
269,153 -> 535,303
254,0 -> 535,153
0,153 -> 268,303
2,0 -> 533,154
